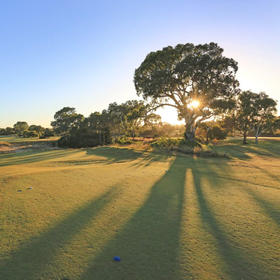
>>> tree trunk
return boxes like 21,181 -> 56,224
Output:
243,131 -> 247,144
184,124 -> 196,143
206,128 -> 210,144
255,126 -> 260,144
98,131 -> 102,145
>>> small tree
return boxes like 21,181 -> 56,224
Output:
235,91 -> 277,144
220,115 -> 237,136
23,130 -> 38,138
106,100 -> 150,138
5,127 -> 15,135
29,125 -> 45,138
42,128 -> 55,138
252,92 -> 277,144
13,121 -> 29,136
86,110 -> 112,145
199,121 -> 227,143
51,107 -> 84,135
272,117 -> 280,134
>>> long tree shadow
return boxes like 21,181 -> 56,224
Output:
191,158 -> 266,279
84,146 -> 171,167
245,188 -> 280,227
215,174 -> 280,191
248,163 -> 280,184
0,186 -> 118,280
189,158 -> 280,190
86,147 -> 144,163
214,139 -> 280,160
131,152 -> 172,167
80,156 -> 188,280
0,149 -> 79,167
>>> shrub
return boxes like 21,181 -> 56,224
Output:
58,127 -> 112,148
41,128 -> 55,138
151,137 -> 184,149
209,126 -> 227,140
23,130 -> 38,138
114,136 -> 133,145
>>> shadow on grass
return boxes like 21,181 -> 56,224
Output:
191,158 -> 265,279
214,139 -> 280,160
249,163 -> 280,183
55,146 -> 171,167
1,148 -> 276,279
80,156 -> 188,280
131,151 -> 172,167
0,187 -> 118,280
78,155 -> 270,280
216,174 -> 280,191
245,188 -> 280,227
86,146 -> 144,163
0,149 -> 79,167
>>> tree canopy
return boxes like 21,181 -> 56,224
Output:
134,42 -> 239,141
13,121 -> 29,136
235,91 -> 277,144
51,107 -> 84,135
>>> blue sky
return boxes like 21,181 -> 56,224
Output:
0,0 -> 279,127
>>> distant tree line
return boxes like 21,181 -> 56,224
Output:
196,91 -> 280,144
53,101 -> 165,148
0,122 -> 54,138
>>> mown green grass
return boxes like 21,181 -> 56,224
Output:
0,135 -> 59,143
0,138 -> 280,279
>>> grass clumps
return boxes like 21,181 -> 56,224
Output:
150,137 -> 227,158
113,136 -> 133,145
151,137 -> 185,149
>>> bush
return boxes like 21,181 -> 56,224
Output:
58,127 -> 112,148
23,130 -> 38,138
114,136 -> 133,145
151,137 -> 184,149
209,126 -> 227,140
41,128 -> 55,138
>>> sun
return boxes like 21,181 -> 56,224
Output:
188,100 -> 200,109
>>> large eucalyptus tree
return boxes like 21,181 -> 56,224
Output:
134,42 -> 239,141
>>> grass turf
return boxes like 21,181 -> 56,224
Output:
0,138 -> 280,279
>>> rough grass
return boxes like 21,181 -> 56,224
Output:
0,137 -> 280,279
0,135 -> 59,153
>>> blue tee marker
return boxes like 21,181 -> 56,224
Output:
113,256 -> 121,261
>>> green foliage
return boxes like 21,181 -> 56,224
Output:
6,127 -> 15,135
106,100 -> 153,137
198,121 -> 226,143
134,42 -> 239,141
235,91 -> 277,144
29,125 -> 45,137
151,137 -> 185,149
114,136 -> 133,145
209,126 -> 227,140
51,107 -> 84,135
40,128 -> 55,139
220,116 -> 237,136
22,130 -> 38,138
58,127 -> 112,148
13,121 -> 29,136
